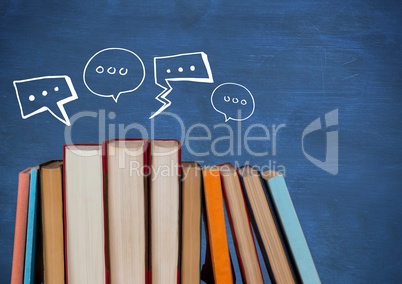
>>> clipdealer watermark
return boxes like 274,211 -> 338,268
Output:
302,108 -> 338,175
64,109 -> 338,177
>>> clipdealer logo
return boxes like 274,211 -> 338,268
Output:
302,109 -> 339,175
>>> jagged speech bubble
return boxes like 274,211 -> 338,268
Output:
83,48 -> 145,102
150,51 -> 214,119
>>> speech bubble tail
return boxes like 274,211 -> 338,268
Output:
149,102 -> 170,119
48,104 -> 71,126
150,87 -> 172,119
224,115 -> 230,122
111,94 -> 120,103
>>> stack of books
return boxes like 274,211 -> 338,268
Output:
11,138 -> 320,284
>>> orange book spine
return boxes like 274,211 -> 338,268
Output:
202,168 -> 234,284
11,169 -> 31,284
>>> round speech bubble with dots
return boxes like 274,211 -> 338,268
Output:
83,47 -> 145,102
211,82 -> 255,122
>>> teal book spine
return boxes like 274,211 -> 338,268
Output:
23,167 -> 39,284
266,174 -> 321,284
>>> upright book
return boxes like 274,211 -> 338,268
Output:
262,170 -> 321,284
11,168 -> 31,284
104,139 -> 148,283
149,139 -> 181,284
239,166 -> 296,283
40,161 -> 65,284
201,166 -> 234,284
24,166 -> 43,284
218,163 -> 264,284
63,144 -> 108,284
181,162 -> 202,284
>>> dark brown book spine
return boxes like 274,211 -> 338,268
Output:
101,142 -> 111,284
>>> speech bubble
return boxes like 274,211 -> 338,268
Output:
150,51 -> 214,119
211,82 -> 255,122
13,75 -> 78,126
83,47 -> 145,102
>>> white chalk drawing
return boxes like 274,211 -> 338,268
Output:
14,75 -> 78,126
150,51 -> 214,119
83,47 -> 145,102
302,108 -> 339,175
211,82 -> 255,122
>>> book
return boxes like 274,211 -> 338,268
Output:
104,139 -> 148,283
180,162 -> 202,284
218,163 -> 264,284
24,166 -> 43,284
262,170 -> 321,284
63,144 -> 108,284
11,168 -> 31,284
149,139 -> 181,284
201,166 -> 234,284
239,166 -> 296,283
40,161 -> 65,284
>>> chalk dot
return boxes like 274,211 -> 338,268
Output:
29,95 -> 35,101
42,90 -> 48,96
119,68 -> 128,76
108,111 -> 116,119
224,96 -> 230,102
241,99 -> 247,105
54,86 -> 59,92
96,66 -> 104,73
190,65 -> 195,71
178,67 -> 183,72
232,97 -> 239,103
167,69 -> 171,73
107,67 -> 116,74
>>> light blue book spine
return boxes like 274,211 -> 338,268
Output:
266,175 -> 321,284
23,167 -> 39,284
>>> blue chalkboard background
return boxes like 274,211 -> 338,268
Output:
1,0 -> 402,282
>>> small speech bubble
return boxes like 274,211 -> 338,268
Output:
13,75 -> 78,126
150,51 -> 214,119
83,48 -> 145,102
211,82 -> 255,122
